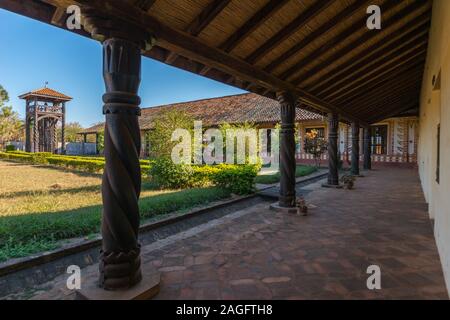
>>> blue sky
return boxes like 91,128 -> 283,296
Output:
0,9 -> 245,128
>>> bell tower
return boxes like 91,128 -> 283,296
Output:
19,86 -> 72,154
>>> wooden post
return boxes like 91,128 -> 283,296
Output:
61,102 -> 66,154
33,98 -> 39,152
363,127 -> 372,170
25,100 -> 31,152
323,112 -> 341,187
82,133 -> 86,155
277,91 -> 296,208
351,122 -> 360,176
95,133 -> 99,155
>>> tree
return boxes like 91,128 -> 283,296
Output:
0,85 -> 9,105
148,109 -> 194,159
218,121 -> 259,164
57,122 -> 84,143
303,129 -> 328,167
0,85 -> 23,149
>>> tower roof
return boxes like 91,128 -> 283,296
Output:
19,87 -> 72,101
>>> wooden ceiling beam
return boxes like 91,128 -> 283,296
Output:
51,6 -> 66,26
245,0 -> 335,65
47,0 -> 365,125
199,0 -> 290,76
307,13 -> 431,93
368,100 -> 420,124
165,0 -> 230,68
284,0 -> 427,83
220,0 -> 289,53
348,70 -> 424,113
133,0 -> 156,12
317,34 -> 428,98
264,0 -> 370,73
358,94 -> 420,123
330,48 -> 427,103
354,81 -> 422,114
362,92 -> 421,122
335,59 -> 426,106
186,0 -> 231,37
346,70 -> 424,113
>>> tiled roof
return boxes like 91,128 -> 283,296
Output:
80,93 -> 322,134
19,87 -> 72,101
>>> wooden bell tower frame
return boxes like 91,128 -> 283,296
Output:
19,87 -> 72,154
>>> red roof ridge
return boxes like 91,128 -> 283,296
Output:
19,87 -> 72,101
142,92 -> 254,110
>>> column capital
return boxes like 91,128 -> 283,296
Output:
327,113 -> 339,137
81,7 -> 155,51
276,91 -> 296,126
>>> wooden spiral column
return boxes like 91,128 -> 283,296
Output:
323,112 -> 341,188
363,127 -> 372,170
271,91 -> 298,213
351,122 -> 360,176
76,11 -> 160,299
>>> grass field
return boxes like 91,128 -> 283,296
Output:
255,165 -> 318,184
0,160 -> 231,262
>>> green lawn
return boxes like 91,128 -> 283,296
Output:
255,165 -> 318,184
0,160 -> 231,262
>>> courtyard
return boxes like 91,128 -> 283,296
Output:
4,166 -> 446,300
0,0 -> 449,303
0,160 -> 233,262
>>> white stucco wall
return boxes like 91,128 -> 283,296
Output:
418,0 -> 450,294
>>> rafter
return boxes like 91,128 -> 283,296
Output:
308,14 -> 430,94
245,0 -> 335,65
341,62 -> 425,109
347,69 -> 424,113
164,0 -> 230,65
60,0 -> 365,125
220,0 -> 288,53
362,90 -> 421,122
133,0 -> 156,12
186,0 -> 230,36
317,34 -> 428,98
329,48 -> 427,103
351,77 -> 423,113
291,1 -> 429,85
281,0 -> 425,82
369,100 -> 420,124
264,0 -> 370,73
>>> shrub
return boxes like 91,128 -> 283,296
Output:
30,152 -> 51,164
211,163 -> 260,195
150,157 -> 195,189
150,158 -> 260,195
5,145 -> 15,152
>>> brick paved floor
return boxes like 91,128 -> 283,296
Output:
24,167 -> 449,299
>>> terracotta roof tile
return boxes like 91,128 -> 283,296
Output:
19,87 -> 72,101
80,93 -> 322,134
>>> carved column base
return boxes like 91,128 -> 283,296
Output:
270,202 -> 300,214
322,183 -> 344,189
76,262 -> 160,300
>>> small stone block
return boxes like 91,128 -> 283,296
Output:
321,183 -> 343,189
270,203 -> 299,214
76,263 -> 160,300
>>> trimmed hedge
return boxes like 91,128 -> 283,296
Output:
0,151 -> 151,175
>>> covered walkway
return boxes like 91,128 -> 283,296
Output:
29,168 -> 448,300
